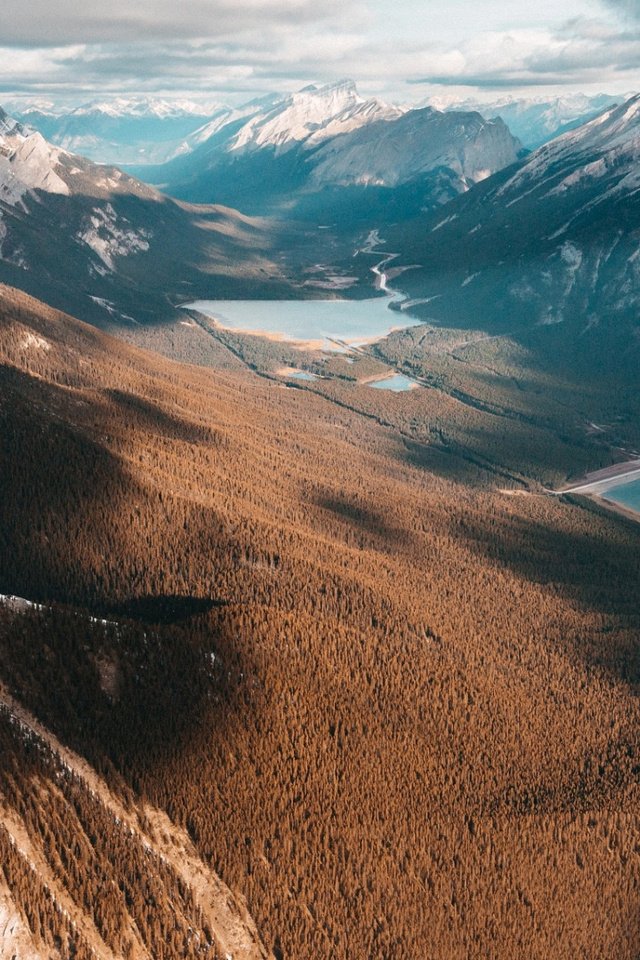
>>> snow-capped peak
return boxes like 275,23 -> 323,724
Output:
3,98 -> 60,118
496,94 -> 640,205
228,79 -> 398,155
0,107 -> 25,138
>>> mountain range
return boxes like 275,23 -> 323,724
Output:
427,93 -> 624,149
7,96 -> 216,166
3,83 -> 640,364
0,84 -> 529,321
130,80 -> 523,222
1,68 -> 640,960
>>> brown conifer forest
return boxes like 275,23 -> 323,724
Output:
0,284 -> 638,958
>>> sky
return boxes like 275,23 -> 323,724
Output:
1,0 -> 639,107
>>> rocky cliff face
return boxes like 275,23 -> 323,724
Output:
308,106 -> 521,188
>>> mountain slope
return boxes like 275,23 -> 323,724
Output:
0,107 -> 298,325
386,94 -> 640,377
308,105 -> 520,188
0,284 -> 639,960
0,671 -> 272,960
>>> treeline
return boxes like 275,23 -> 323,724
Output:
0,286 -> 639,959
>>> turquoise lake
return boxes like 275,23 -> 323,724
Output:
181,297 -> 422,350
604,477 -> 640,514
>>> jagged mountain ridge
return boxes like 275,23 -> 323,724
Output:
223,79 -> 403,154
385,93 -> 640,375
11,82 -> 401,169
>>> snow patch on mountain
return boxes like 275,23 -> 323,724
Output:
499,95 -> 640,201
303,97 -> 404,148
78,204 -> 151,271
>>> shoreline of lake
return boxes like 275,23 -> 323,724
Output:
559,460 -> 640,522
180,248 -> 424,352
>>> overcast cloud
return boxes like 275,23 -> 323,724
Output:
0,0 -> 638,105
1,0 -> 359,45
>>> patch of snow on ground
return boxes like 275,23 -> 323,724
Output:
431,213 -> 458,232
560,240 -> 583,269
20,332 -> 51,352
0,594 -> 40,613
547,157 -> 609,196
88,294 -> 138,324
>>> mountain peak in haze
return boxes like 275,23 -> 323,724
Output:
425,91 -> 629,148
69,96 -> 217,119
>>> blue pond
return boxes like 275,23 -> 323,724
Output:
368,374 -> 417,392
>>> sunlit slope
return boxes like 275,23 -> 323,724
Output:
0,671 -> 272,960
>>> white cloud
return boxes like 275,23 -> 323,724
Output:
1,0 -> 360,44
0,1 -> 638,103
